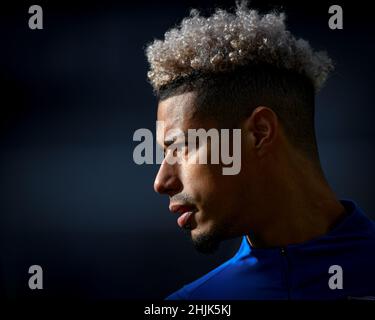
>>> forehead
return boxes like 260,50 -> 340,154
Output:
156,91 -> 219,145
157,91 -> 197,130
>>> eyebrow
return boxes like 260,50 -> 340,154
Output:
163,138 -> 175,148
163,131 -> 188,148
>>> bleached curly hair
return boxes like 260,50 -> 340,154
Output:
146,2 -> 333,94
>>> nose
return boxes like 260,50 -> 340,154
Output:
154,160 -> 182,196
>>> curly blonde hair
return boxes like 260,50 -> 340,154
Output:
145,2 -> 333,93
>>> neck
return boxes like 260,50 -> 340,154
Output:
247,151 -> 347,248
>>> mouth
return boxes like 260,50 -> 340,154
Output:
169,203 -> 198,229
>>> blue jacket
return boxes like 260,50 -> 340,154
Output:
167,200 -> 375,300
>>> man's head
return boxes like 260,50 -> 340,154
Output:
146,3 -> 333,253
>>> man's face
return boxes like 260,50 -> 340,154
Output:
154,91 -> 257,253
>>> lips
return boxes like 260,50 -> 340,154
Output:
169,204 -> 197,229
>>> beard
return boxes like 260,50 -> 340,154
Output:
185,227 -> 223,254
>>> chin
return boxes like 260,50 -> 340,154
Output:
190,226 -> 222,254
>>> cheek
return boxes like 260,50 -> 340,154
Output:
180,156 -> 245,210
209,175 -> 246,215
180,163 -> 221,200
181,165 -> 209,193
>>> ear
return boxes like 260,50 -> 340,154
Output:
244,106 -> 279,156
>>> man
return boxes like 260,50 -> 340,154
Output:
145,3 -> 375,299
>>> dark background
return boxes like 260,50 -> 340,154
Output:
0,0 -> 373,300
